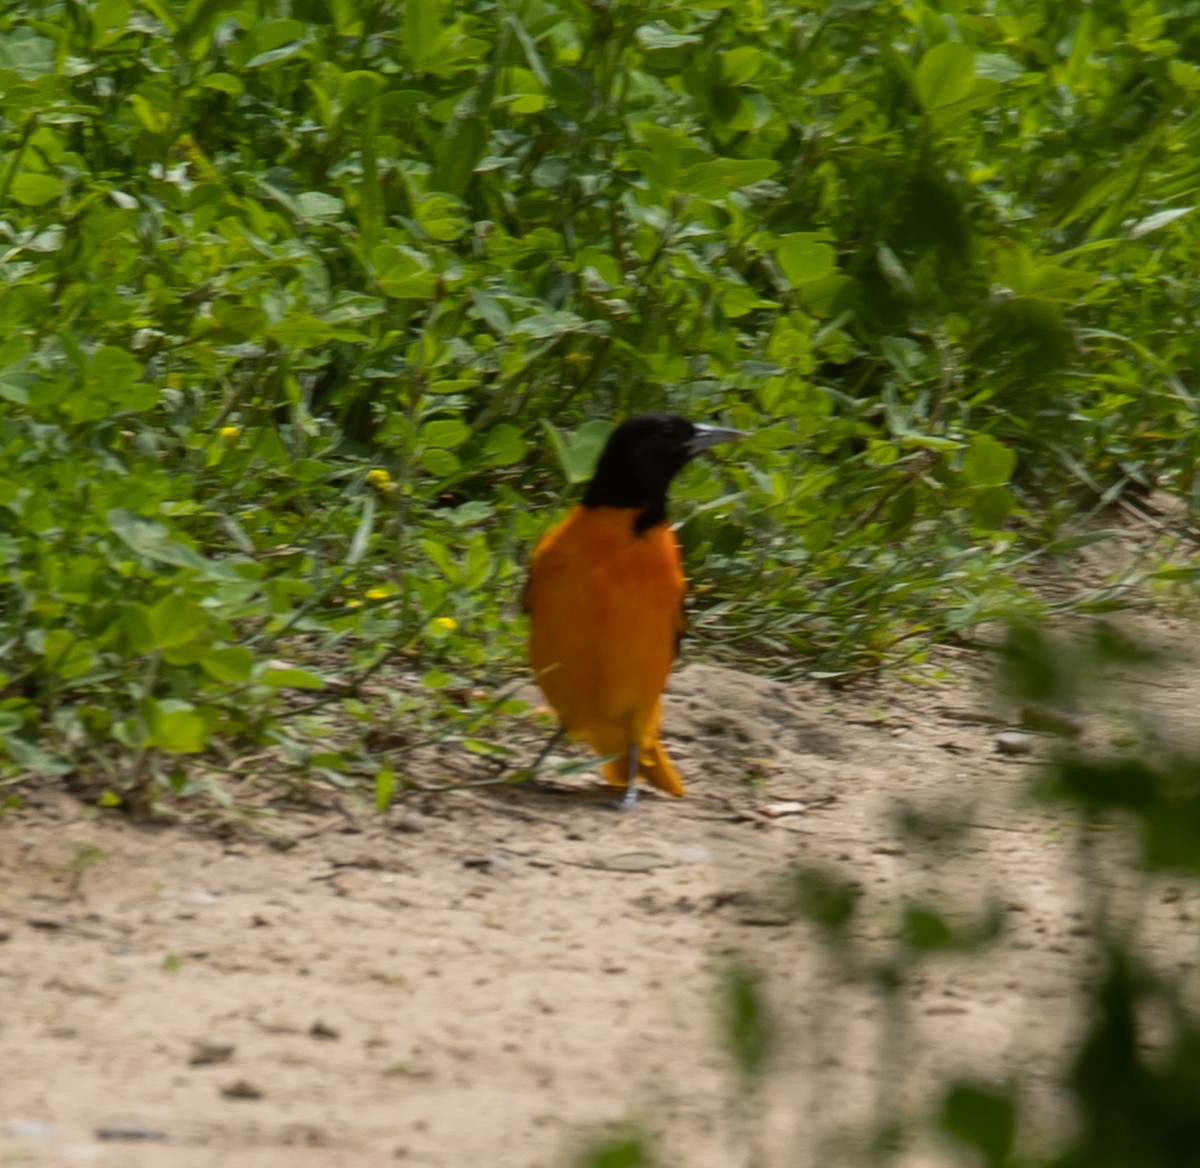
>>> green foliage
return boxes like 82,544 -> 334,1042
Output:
941,1082 -> 1017,1168
1056,948 -> 1200,1168
577,1133 -> 658,1168
686,625 -> 1200,1168
790,865 -> 861,937
1,0 -> 1197,800
720,957 -> 773,1083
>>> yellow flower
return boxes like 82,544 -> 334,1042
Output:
346,598 -> 363,609
366,468 -> 393,489
365,587 -> 391,601
433,617 -> 457,631
218,425 -> 241,441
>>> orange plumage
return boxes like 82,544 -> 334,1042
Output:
523,414 -> 744,806
525,506 -> 686,796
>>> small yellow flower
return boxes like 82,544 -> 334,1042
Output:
346,598 -> 363,609
218,425 -> 241,441
365,587 -> 391,601
366,468 -> 393,489
433,617 -> 457,631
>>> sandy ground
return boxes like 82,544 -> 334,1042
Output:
3,615 -> 1200,1168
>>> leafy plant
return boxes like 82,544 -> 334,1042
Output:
1,0 -> 1197,804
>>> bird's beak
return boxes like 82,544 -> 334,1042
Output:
686,424 -> 748,455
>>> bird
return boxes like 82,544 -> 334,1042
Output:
523,413 -> 746,809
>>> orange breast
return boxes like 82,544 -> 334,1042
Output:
525,507 -> 685,745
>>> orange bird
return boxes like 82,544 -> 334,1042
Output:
523,413 -> 745,809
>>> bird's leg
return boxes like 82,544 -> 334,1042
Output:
619,743 -> 640,811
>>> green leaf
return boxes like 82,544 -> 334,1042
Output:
342,70 -> 386,110
293,191 -> 345,221
107,510 -> 212,572
347,494 -> 376,566
483,423 -> 526,466
0,354 -> 34,404
915,42 -> 976,112
636,23 -> 702,51
372,244 -> 438,299
198,646 -> 254,683
722,46 -> 763,85
267,313 -> 336,349
244,40 -> 308,70
544,419 -> 614,485
961,435 -> 1017,486
122,603 -> 156,654
213,301 -> 268,338
37,629 -> 98,681
0,28 -> 55,78
876,245 -> 916,299
975,52 -> 1025,82
420,418 -> 470,449
75,345 -> 155,418
970,485 -> 1015,529
776,236 -> 836,286
419,447 -> 460,477
512,310 -> 603,340
719,278 -> 778,318
9,173 -> 63,206
3,737 -> 75,776
375,765 -> 396,813
199,72 -> 245,96
129,93 -> 172,135
1129,205 -> 1194,239
469,289 -> 511,332
676,157 -> 779,199
258,666 -> 327,690
143,700 -> 209,753
422,538 -> 455,579
149,593 -> 208,650
415,193 -> 467,241
432,108 -> 486,197
405,0 -> 442,71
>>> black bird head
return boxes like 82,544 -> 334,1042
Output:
582,412 -> 746,532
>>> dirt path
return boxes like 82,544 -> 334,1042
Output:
3,619 -> 1199,1168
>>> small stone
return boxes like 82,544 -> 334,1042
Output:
221,1080 -> 264,1101
396,810 -> 426,834
760,801 -> 806,819
95,1128 -> 169,1142
3,1120 -> 61,1141
189,1041 -> 235,1066
995,731 -> 1034,756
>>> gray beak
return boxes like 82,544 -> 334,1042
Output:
686,423 -> 749,455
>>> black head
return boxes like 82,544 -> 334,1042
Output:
581,412 -> 745,533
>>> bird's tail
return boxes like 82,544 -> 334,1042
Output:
599,734 -> 685,798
